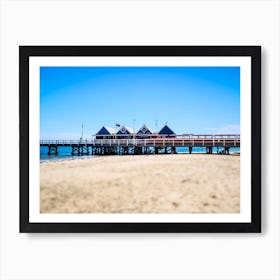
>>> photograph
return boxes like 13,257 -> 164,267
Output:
39,66 -> 241,214
20,46 -> 261,232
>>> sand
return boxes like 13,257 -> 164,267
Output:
40,154 -> 240,213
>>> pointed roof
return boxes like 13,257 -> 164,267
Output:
96,126 -> 116,135
158,125 -> 175,135
116,125 -> 134,135
137,124 -> 153,135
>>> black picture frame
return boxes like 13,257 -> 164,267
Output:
20,46 -> 261,233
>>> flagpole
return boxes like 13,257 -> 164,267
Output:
133,119 -> 136,139
115,122 -> 121,139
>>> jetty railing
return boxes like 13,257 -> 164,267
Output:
40,134 -> 240,147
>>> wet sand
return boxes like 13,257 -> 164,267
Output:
40,154 -> 240,213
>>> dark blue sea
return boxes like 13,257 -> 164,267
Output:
40,146 -> 240,162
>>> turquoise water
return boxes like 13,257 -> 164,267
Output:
176,147 -> 240,154
40,146 -> 240,162
40,146 -> 96,162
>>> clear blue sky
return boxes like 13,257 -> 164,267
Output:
40,66 -> 240,139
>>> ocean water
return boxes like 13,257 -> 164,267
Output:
40,146 -> 96,162
176,147 -> 240,154
40,146 -> 240,162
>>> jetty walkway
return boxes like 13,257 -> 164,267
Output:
40,134 -> 240,156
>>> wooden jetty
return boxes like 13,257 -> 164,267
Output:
40,134 -> 240,156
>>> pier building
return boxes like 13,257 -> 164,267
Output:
158,125 -> 176,138
136,125 -> 153,138
95,126 -> 115,139
116,125 -> 134,139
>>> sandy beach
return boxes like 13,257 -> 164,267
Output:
40,154 -> 240,213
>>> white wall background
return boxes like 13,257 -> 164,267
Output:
0,0 -> 279,279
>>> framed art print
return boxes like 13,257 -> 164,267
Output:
19,46 -> 261,233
